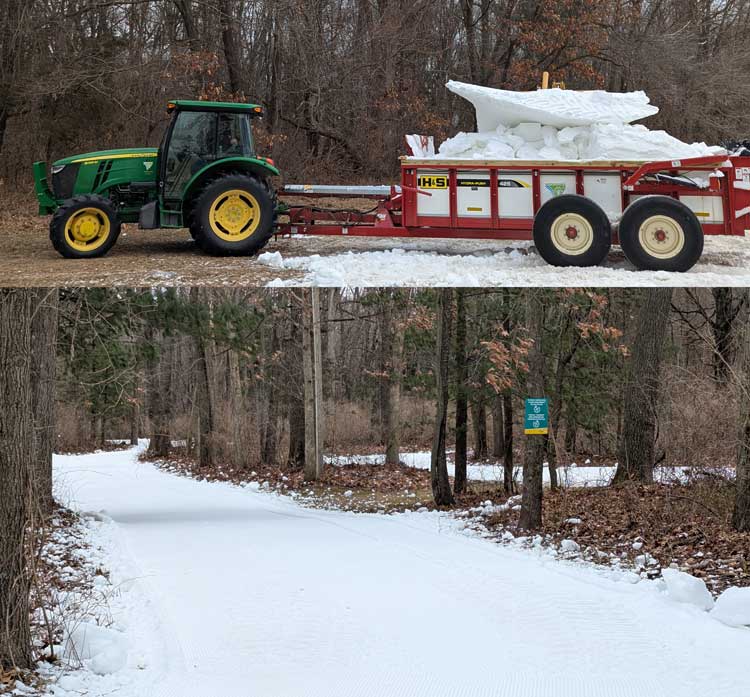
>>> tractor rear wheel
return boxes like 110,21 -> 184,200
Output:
618,196 -> 703,272
190,174 -> 275,256
50,195 -> 121,259
533,195 -> 612,268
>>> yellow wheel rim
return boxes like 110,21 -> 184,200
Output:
64,208 -> 111,253
208,189 -> 260,242
639,215 -> 685,259
550,213 -> 594,256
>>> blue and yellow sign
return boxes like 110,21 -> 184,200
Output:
524,398 -> 549,436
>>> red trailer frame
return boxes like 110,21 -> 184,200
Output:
277,155 -> 750,244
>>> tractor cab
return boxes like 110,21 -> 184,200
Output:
34,100 -> 280,259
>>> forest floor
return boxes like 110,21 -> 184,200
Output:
23,443 -> 748,697
4,190 -> 750,287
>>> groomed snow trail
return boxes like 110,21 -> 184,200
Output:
54,446 -> 749,697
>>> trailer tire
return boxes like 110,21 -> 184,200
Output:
618,196 -> 703,272
533,195 -> 612,268
50,195 -> 121,259
190,173 -> 275,256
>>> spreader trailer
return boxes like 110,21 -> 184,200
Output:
278,154 -> 750,273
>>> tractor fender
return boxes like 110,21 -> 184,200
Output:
182,157 -> 280,212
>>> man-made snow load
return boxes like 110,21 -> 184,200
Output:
408,81 -> 725,163
710,586 -> 750,627
662,569 -> 715,611
446,80 -> 659,130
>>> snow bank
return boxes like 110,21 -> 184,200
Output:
446,81 -> 659,130
710,586 -> 750,627
662,569 -> 715,611
64,622 -> 128,676
406,80 -> 725,163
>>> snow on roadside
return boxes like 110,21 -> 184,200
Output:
259,236 -> 750,288
29,456 -> 166,697
325,451 -> 705,488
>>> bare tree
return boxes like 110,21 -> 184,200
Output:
431,289 -> 455,506
615,289 -> 673,484
30,289 -> 58,516
0,290 -> 33,670
454,288 -> 469,494
735,293 -> 750,532
519,290 -> 546,532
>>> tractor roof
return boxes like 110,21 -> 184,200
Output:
168,100 -> 263,115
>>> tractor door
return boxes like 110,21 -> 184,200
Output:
162,111 -> 218,214
158,110 -> 257,227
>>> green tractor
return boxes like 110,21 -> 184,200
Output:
33,100 -> 280,258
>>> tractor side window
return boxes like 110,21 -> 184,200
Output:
217,114 -> 255,159
164,111 -> 217,199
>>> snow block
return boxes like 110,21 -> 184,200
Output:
64,622 -> 128,676
446,81 -> 659,130
710,587 -> 750,628
662,569 -> 715,611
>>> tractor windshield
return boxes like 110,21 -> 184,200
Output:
164,111 -> 256,200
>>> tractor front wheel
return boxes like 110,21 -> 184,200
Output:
190,174 -> 275,256
50,195 -> 121,259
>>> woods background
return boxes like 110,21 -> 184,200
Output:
3,0 -> 750,189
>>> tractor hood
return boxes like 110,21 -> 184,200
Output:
53,148 -> 158,167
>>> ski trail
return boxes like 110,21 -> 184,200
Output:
53,446 -> 750,697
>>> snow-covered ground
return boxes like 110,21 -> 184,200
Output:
260,236 -> 750,288
46,445 -> 750,697
326,451 -> 705,487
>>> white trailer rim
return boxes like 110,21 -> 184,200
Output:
638,215 -> 685,259
550,213 -> 594,256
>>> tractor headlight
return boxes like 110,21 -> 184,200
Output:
51,165 -> 66,175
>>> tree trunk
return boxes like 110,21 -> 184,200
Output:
431,289 -> 455,506
492,394 -> 504,459
520,290 -> 546,532
0,289 -> 33,670
303,289 -> 324,481
503,391 -> 515,495
30,289 -> 58,516
287,312 -> 305,470
381,291 -> 404,465
219,0 -> 243,94
261,325 -> 281,466
454,289 -> 469,494
471,400 -> 488,461
146,328 -> 172,459
614,289 -> 673,484
734,294 -> 750,532
712,289 -> 738,385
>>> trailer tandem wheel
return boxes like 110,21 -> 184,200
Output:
618,196 -> 703,273
533,195 -> 612,268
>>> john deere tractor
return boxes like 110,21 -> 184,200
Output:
33,100 -> 280,258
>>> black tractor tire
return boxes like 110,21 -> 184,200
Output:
619,196 -> 704,272
50,195 -> 121,259
533,195 -> 612,268
189,173 -> 275,256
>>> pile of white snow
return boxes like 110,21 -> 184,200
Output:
64,622 -> 128,676
407,80 -> 725,163
711,586 -> 750,627
662,568 -> 715,611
